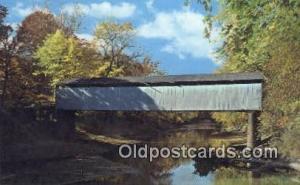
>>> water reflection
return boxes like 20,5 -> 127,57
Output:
102,129 -> 299,185
171,161 -> 214,185
1,128 -> 298,185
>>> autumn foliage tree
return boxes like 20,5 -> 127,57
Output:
93,21 -> 135,76
34,30 -> 100,88
34,21 -> 159,90
0,5 -> 24,107
1,4 -> 159,110
197,0 -> 300,155
10,8 -> 85,104
16,11 -> 62,56
93,21 -> 158,77
15,10 -> 74,102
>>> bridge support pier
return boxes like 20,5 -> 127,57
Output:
56,110 -> 76,139
247,111 -> 258,148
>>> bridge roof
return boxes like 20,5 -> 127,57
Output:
60,72 -> 263,87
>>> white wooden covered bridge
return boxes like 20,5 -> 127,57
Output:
56,72 -> 263,111
56,72 -> 263,147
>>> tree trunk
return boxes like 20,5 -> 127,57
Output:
0,53 -> 10,107
247,111 -> 259,148
1,74 -> 8,106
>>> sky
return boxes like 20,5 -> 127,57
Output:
2,0 -> 220,75
170,161 -> 214,185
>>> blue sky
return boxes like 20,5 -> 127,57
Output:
170,161 -> 214,185
2,0 -> 220,75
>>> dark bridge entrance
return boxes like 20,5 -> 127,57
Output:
56,72 -> 263,147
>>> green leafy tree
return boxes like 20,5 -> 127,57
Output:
16,10 -> 81,102
197,1 -> 300,137
93,21 -> 152,77
34,30 -> 99,88
35,21 -> 160,93
15,11 -> 60,104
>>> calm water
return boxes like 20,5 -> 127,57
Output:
101,129 -> 299,185
1,129 -> 299,185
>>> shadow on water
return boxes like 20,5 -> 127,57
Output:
1,124 -> 299,185
2,76 -> 298,184
100,129 -> 299,185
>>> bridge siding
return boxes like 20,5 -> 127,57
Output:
56,83 -> 262,111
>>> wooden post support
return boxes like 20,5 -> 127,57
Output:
248,171 -> 261,185
247,111 -> 258,148
56,110 -> 76,139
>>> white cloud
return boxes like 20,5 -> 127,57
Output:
76,33 -> 93,41
137,10 -> 218,61
146,0 -> 155,13
62,2 -> 136,19
12,2 -> 40,17
8,22 -> 18,30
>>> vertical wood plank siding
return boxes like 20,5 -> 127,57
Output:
56,83 -> 262,111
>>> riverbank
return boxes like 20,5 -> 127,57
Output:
1,111 -> 299,185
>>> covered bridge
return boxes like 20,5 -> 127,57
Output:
56,72 -> 263,147
56,72 -> 263,111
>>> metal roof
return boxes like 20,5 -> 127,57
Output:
59,72 -> 263,87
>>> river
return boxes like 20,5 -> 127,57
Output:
1,125 -> 299,185
98,129 -> 299,185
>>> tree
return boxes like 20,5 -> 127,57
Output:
14,11 -> 64,102
122,56 -> 160,76
34,19 -> 160,97
0,5 -> 34,107
0,5 -> 18,107
16,8 -> 85,57
16,10 -> 62,57
93,21 -> 160,77
197,1 -> 300,135
58,3 -> 85,33
93,21 -> 140,76
34,30 -> 99,88
16,9 -> 84,103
